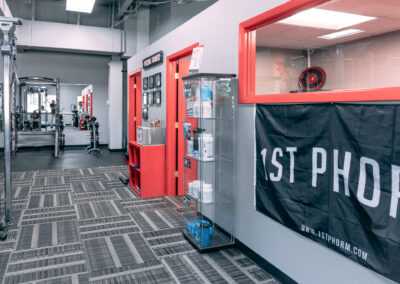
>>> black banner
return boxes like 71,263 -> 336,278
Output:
255,104 -> 400,282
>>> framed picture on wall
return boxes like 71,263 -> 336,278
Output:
154,73 -> 161,88
148,91 -> 154,105
143,92 -> 148,106
148,75 -> 154,89
143,77 -> 148,90
155,90 -> 161,105
142,107 -> 148,120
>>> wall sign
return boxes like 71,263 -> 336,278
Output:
255,104 -> 400,283
143,51 -> 163,69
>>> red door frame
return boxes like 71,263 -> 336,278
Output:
238,0 -> 400,104
128,68 -> 142,142
89,92 -> 93,118
166,43 -> 199,196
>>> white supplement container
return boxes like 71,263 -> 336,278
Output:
201,183 -> 213,203
202,102 -> 212,118
189,180 -> 200,199
193,102 -> 200,118
192,102 -> 212,118
199,133 -> 214,161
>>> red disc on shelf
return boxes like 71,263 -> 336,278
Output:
299,66 -> 326,92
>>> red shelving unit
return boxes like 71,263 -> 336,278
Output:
128,142 -> 166,198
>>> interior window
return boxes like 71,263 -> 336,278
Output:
240,0 -> 400,103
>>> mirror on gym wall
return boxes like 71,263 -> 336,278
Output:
60,84 -> 93,131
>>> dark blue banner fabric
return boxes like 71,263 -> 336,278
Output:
255,104 -> 400,282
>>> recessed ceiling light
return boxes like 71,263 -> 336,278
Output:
278,8 -> 375,30
318,29 -> 364,40
66,0 -> 96,13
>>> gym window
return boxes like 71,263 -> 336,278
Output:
238,0 -> 400,104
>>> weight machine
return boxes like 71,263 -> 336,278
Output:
85,116 -> 102,154
13,76 -> 63,158
0,16 -> 22,240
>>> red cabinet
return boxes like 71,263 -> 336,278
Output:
128,141 -> 166,198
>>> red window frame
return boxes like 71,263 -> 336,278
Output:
238,0 -> 400,104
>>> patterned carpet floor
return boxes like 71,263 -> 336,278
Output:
0,166 -> 279,284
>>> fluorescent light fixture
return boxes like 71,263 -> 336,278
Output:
318,29 -> 364,40
278,8 -> 375,30
66,0 -> 95,13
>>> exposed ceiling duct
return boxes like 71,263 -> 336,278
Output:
0,0 -> 13,17
113,0 -> 212,27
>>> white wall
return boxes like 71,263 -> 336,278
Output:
124,8 -> 150,58
107,60 -> 123,149
16,20 -> 123,55
148,0 -> 217,44
127,0 -> 396,283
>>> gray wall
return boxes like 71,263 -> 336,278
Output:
149,0 -> 217,44
14,51 -> 110,144
127,0 -> 396,283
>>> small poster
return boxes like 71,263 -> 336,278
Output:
143,92 -> 148,106
155,90 -> 161,105
154,73 -> 162,88
149,75 -> 154,89
143,77 -> 148,90
148,91 -> 154,105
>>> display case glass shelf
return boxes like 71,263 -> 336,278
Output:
181,73 -> 236,252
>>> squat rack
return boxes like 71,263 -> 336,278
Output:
14,76 -> 62,158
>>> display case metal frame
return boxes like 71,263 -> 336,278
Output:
181,73 -> 236,253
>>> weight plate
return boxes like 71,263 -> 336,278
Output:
299,66 -> 326,91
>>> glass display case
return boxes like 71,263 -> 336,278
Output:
181,73 -> 236,252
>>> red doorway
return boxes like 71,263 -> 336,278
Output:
166,43 -> 199,196
128,69 -> 142,142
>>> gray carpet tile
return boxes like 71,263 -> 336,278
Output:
0,165 -> 279,283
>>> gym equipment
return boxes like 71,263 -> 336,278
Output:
59,114 -> 65,150
85,116 -> 102,154
0,16 -> 22,240
70,104 -> 79,127
299,66 -> 326,92
14,77 -> 62,158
